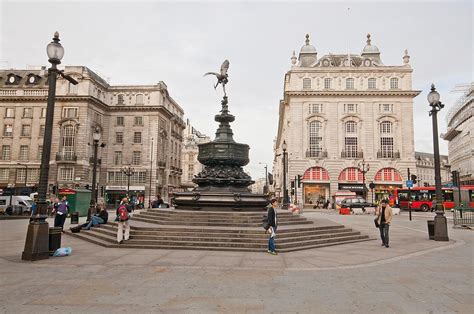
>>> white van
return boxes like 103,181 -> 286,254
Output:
0,195 -> 33,215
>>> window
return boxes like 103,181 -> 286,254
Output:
380,137 -> 394,158
61,125 -> 76,158
117,94 -> 125,106
115,132 -> 123,144
309,121 -> 323,155
28,168 -> 40,182
380,121 -> 392,134
344,104 -> 357,113
93,112 -> 102,124
309,104 -> 323,114
39,125 -> 45,137
346,78 -> 354,89
133,132 -> 142,144
390,78 -> 399,89
16,168 -> 27,182
380,104 -> 393,113
0,168 -> 9,181
344,137 -> 358,158
134,117 -> 143,126
67,82 -> 78,94
37,146 -> 43,160
3,124 -> 13,136
136,94 -> 144,105
23,108 -> 33,118
40,108 -> 47,118
1,145 -> 11,160
132,151 -> 141,165
62,107 -> 78,118
116,117 -> 124,126
59,168 -> 74,181
303,78 -> 312,90
368,78 -> 376,89
324,78 -> 332,89
21,125 -> 31,137
5,108 -> 15,118
345,121 -> 357,133
19,145 -> 29,161
114,151 -> 122,166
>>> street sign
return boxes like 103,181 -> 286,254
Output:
406,180 -> 413,188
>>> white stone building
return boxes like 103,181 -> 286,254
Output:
0,66 -> 185,207
180,119 -> 210,190
442,83 -> 473,186
273,34 -> 420,207
415,151 -> 450,186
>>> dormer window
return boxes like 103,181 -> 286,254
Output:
26,74 -> 40,85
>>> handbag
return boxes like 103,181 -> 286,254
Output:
374,217 -> 380,228
262,215 -> 270,230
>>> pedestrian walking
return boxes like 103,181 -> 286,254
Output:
152,194 -> 164,208
53,196 -> 69,230
116,197 -> 132,244
266,198 -> 278,255
375,199 -> 393,248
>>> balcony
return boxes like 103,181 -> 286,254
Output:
341,151 -> 364,159
305,150 -> 328,158
55,152 -> 77,162
157,161 -> 166,168
377,150 -> 400,159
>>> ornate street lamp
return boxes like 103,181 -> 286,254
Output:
358,160 -> 370,201
282,140 -> 289,209
87,126 -> 103,221
121,165 -> 135,199
428,84 -> 448,241
22,32 -> 77,261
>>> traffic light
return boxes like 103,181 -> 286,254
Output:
410,174 -> 417,184
85,184 -> 90,190
451,170 -> 459,187
290,180 -> 295,195
297,174 -> 302,188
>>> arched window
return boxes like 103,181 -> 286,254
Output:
346,78 -> 354,89
380,121 -> 394,158
61,125 -> 76,159
308,121 -> 323,156
136,94 -> 144,105
390,78 -> 399,89
303,78 -> 312,90
368,78 -> 376,89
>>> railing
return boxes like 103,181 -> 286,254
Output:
341,151 -> 363,159
305,150 -> 328,158
0,90 -> 18,96
453,207 -> 474,228
0,89 -> 48,97
56,152 -> 77,162
377,150 -> 400,159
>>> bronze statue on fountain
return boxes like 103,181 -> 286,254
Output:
172,60 -> 269,211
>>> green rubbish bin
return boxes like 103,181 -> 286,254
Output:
427,220 -> 435,240
49,227 -> 62,255
58,188 -> 91,217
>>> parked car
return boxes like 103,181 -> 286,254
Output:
0,195 -> 33,215
340,197 -> 375,212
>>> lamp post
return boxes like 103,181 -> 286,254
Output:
17,163 -> 29,189
148,138 -> 154,208
428,84 -> 448,241
259,162 -> 268,194
282,140 -> 289,209
358,159 -> 370,201
121,165 -> 135,199
87,127 -> 102,221
22,32 -> 77,261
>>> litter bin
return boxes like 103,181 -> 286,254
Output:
49,227 -> 62,255
70,211 -> 79,224
427,220 -> 435,240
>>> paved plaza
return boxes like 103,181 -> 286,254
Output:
0,210 -> 472,313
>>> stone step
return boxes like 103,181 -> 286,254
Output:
133,214 -> 309,224
137,211 -> 301,221
144,209 -> 295,217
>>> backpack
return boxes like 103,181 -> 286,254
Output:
118,205 -> 129,221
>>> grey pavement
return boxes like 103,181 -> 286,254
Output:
0,211 -> 472,313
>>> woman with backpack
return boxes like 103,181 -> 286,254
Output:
116,197 -> 132,244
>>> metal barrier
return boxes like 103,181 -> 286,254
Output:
453,208 -> 474,228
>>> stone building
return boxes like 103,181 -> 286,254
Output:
442,83 -> 473,185
273,34 -> 420,207
415,151 -> 450,186
0,66 -> 185,207
180,119 -> 210,190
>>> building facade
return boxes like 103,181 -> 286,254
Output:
442,83 -> 473,185
415,151 -> 450,186
180,119 -> 210,190
0,66 -> 185,207
273,34 -> 420,207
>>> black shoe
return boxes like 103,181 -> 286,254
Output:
385,245 -> 389,248
381,243 -> 385,246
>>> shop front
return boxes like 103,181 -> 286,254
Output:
302,166 -> 331,208
105,185 -> 145,208
338,183 -> 366,197
338,167 -> 365,197
373,168 -> 403,206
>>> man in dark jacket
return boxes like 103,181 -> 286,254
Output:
267,198 -> 278,255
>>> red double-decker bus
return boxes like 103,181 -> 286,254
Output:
395,186 -> 474,211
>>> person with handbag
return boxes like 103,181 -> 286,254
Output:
266,198 -> 278,255
116,197 -> 132,244
375,199 -> 393,248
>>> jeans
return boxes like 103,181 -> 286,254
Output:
83,216 -> 104,230
268,226 -> 277,252
117,220 -> 130,243
379,224 -> 390,246
54,213 -> 67,229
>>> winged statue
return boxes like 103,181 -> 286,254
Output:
204,60 -> 229,97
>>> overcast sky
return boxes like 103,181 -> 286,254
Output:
1,0 -> 472,179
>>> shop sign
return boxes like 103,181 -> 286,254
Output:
339,184 -> 365,191
59,188 -> 76,195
